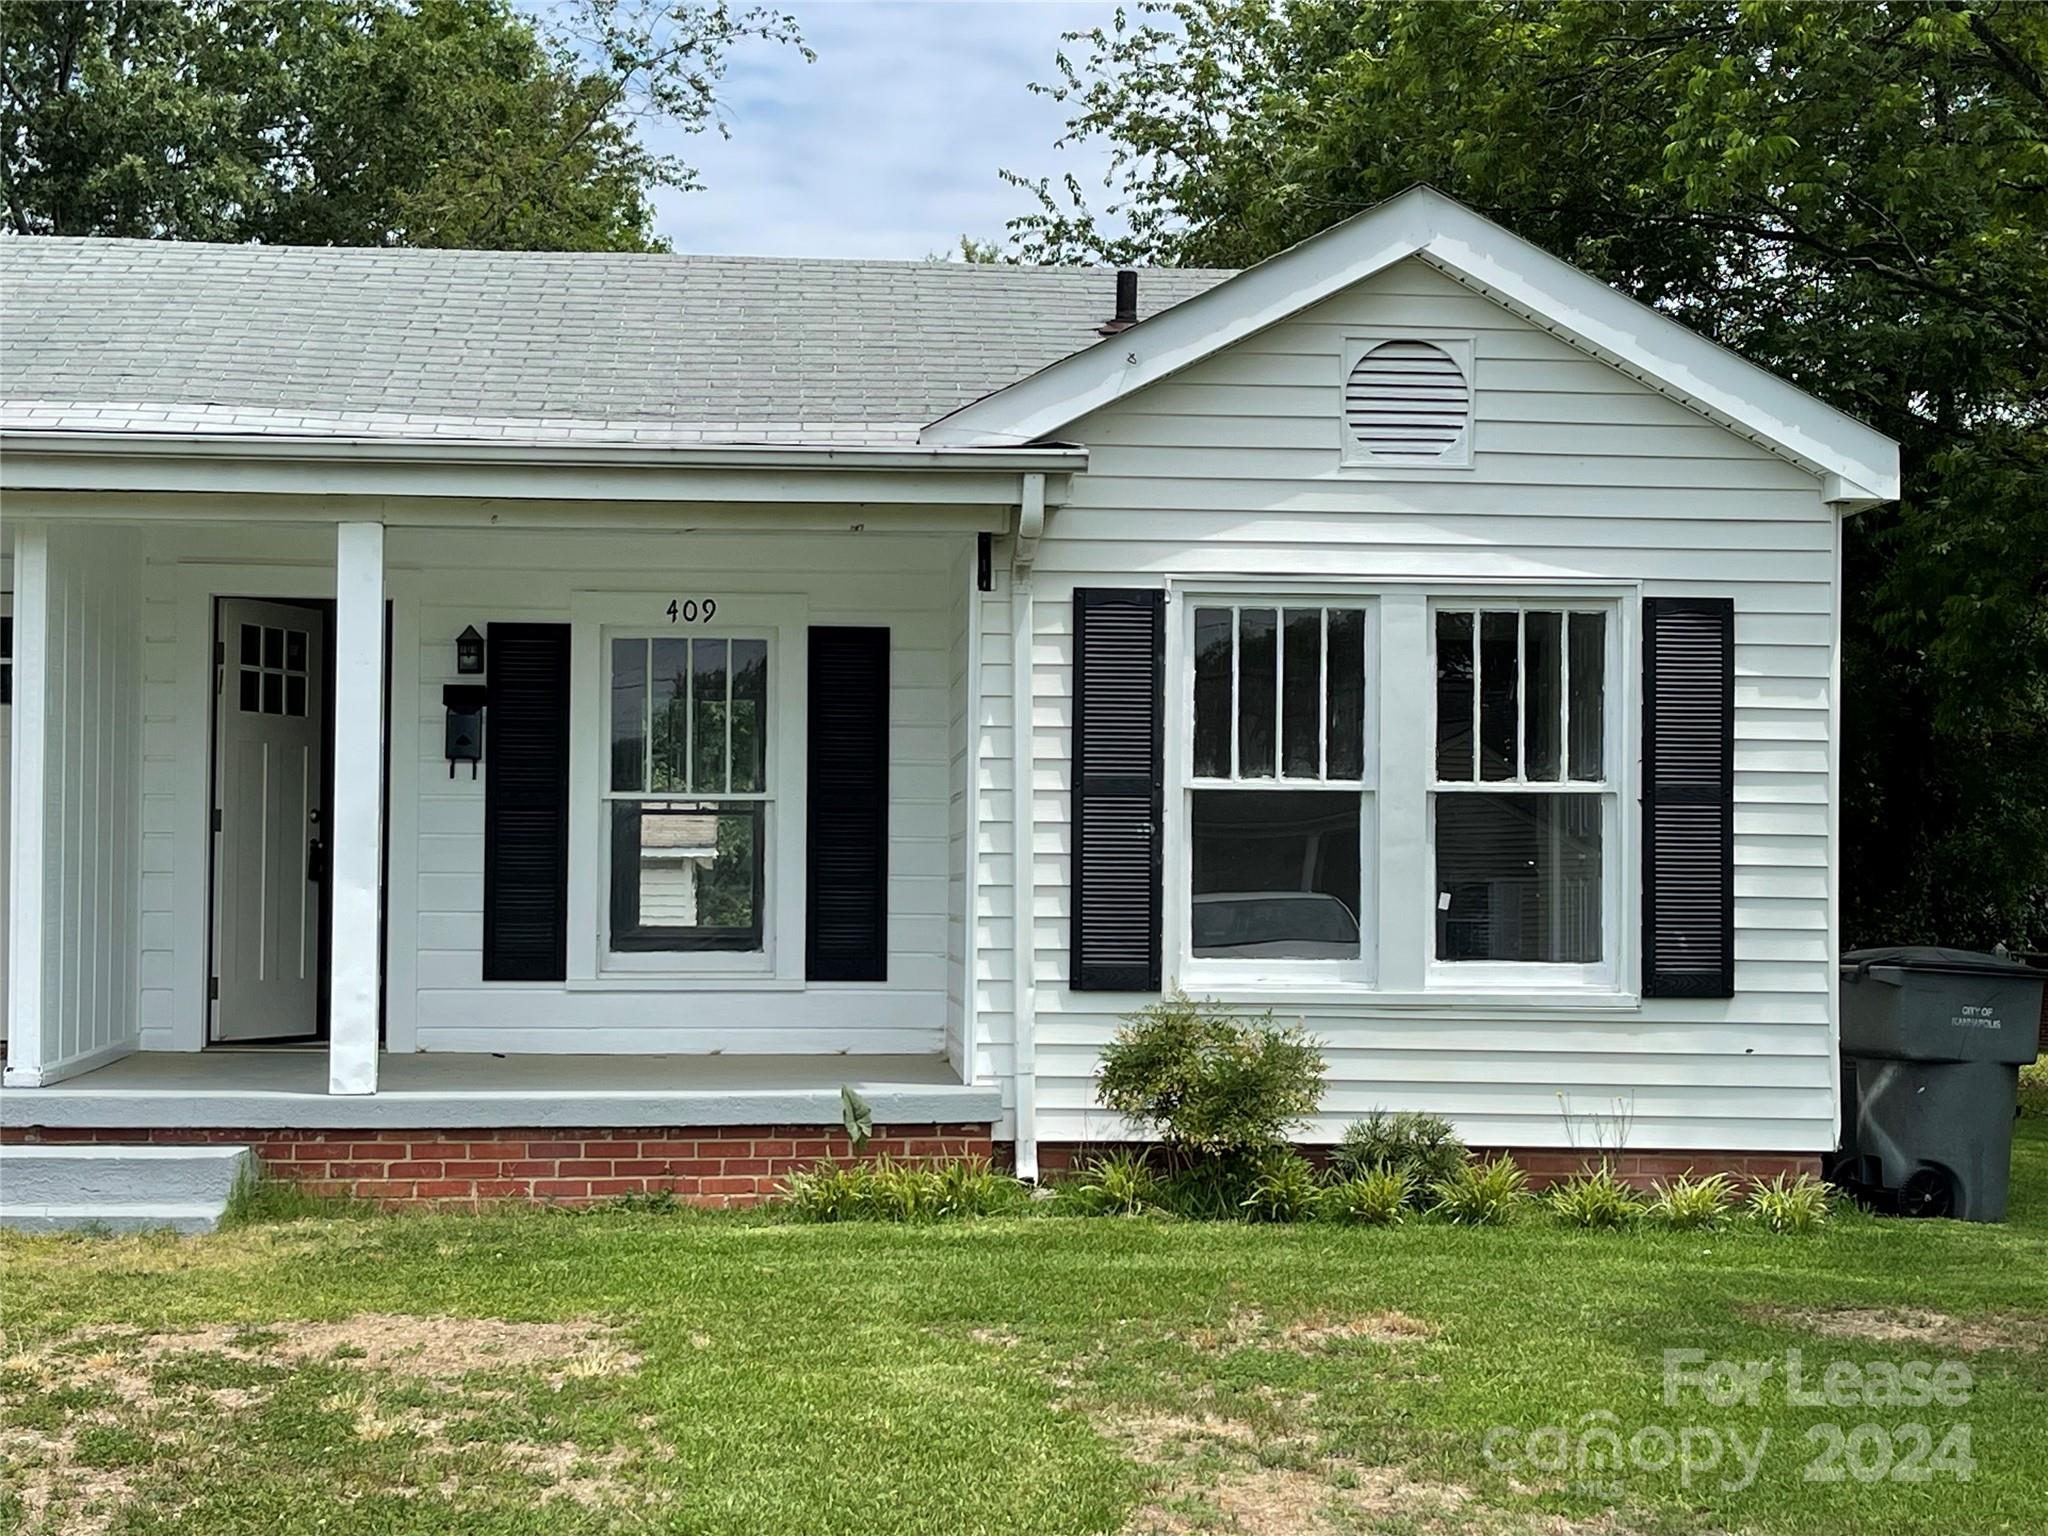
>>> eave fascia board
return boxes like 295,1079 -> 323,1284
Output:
923,186 -> 1900,506
0,431 -> 1087,506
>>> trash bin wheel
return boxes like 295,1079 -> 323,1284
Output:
1898,1166 -> 1955,1219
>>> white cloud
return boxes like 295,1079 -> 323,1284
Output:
636,0 -> 1123,257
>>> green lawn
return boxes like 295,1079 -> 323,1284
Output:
4,1124 -> 2046,1536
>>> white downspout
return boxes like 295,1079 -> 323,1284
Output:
1010,474 -> 1045,1181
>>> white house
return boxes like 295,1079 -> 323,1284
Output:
0,188 -> 1899,1216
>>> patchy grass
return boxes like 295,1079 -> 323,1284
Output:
3,1122 -> 2046,1535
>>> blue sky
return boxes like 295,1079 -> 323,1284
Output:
630,0 -> 1123,257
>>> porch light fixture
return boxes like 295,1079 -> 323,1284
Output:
456,625 -> 486,675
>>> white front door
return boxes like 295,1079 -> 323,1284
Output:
213,600 -> 325,1042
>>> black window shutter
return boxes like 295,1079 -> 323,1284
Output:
807,627 -> 890,981
1072,588 -> 1164,991
1642,597 -> 1735,998
482,623 -> 570,982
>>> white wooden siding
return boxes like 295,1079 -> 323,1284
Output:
5,524 -> 143,1081
976,258 -> 1839,1154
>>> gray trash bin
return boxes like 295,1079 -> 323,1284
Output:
1836,946 -> 2046,1221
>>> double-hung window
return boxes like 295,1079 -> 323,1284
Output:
1185,602 -> 1371,974
605,634 -> 771,955
1431,603 -> 1614,983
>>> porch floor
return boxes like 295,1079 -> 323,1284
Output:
0,1051 -> 999,1131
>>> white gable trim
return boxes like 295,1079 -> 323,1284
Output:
921,186 -> 1900,508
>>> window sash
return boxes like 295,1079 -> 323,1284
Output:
1431,603 -> 1611,790
1189,602 -> 1368,787
604,632 -> 772,804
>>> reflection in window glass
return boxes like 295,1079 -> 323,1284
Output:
1523,611 -> 1562,781
1281,609 -> 1322,777
1236,609 -> 1277,778
730,639 -> 768,793
1436,793 -> 1602,962
692,638 -> 729,793
1478,610 -> 1518,781
1568,612 -> 1606,781
610,638 -> 646,791
609,801 -> 762,951
1191,790 -> 1360,959
1326,608 -> 1366,780
1192,608 -> 1233,779
650,637 -> 689,792
1434,610 -> 1473,780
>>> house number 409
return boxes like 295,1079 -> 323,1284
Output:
665,598 -> 717,624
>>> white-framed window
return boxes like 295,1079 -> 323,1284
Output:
1429,601 -> 1618,988
1179,597 -> 1375,984
567,592 -> 808,985
603,633 -> 771,956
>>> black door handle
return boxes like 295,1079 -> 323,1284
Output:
307,839 -> 326,884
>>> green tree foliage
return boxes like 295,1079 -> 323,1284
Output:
1010,1 -> 2048,947
0,0 -> 807,249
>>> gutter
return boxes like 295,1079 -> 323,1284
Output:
0,429 -> 1088,473
1009,476 -> 1046,1181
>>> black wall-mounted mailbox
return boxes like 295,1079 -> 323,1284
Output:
443,684 -> 487,778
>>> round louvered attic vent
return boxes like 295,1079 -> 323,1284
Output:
1343,339 -> 1472,464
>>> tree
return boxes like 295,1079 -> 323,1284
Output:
1009,0 -> 2048,949
0,0 -> 807,250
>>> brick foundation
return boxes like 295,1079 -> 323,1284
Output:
1,1123 -> 994,1208
1032,1142 -> 1824,1190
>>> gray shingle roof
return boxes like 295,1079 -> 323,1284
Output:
0,238 -> 1235,444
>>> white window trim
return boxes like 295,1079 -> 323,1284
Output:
1339,331 -> 1477,473
1161,579 -> 1638,1005
1167,587 -> 1380,992
1424,595 -> 1628,994
566,592 -> 808,985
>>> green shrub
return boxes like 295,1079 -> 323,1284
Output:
2021,1057 -> 2047,1117
780,1157 -> 1025,1223
1546,1165 -> 1647,1229
1745,1172 -> 1832,1234
1319,1167 -> 1415,1226
1647,1172 -> 1738,1231
1330,1110 -> 1468,1192
1063,1150 -> 1160,1216
1154,1159 -> 1258,1221
1428,1155 -> 1529,1226
1240,1151 -> 1323,1223
1096,992 -> 1326,1162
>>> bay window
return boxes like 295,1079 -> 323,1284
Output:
1185,602 -> 1370,971
1432,604 -> 1612,977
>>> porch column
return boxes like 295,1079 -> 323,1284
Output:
3,525 -> 50,1086
328,522 -> 385,1095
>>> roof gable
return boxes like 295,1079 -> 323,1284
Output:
920,187 -> 1899,508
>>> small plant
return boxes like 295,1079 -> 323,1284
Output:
1647,1172 -> 1738,1231
1096,992 -> 1326,1162
1745,1172 -> 1832,1234
867,1157 -> 945,1222
1240,1150 -> 1323,1223
1329,1110 -> 1468,1192
780,1161 -> 876,1222
1065,1149 -> 1160,1216
780,1157 -> 1023,1223
1428,1155 -> 1528,1226
933,1157 -> 1027,1218
1153,1159 -> 1257,1221
1547,1165 -> 1647,1229
1319,1167 -> 1415,1226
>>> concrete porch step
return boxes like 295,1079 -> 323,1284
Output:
0,1144 -> 253,1233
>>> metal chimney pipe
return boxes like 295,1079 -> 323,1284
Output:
1100,269 -> 1140,334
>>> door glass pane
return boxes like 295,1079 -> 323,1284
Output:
609,801 -> 764,951
1326,607 -> 1365,780
692,638 -> 730,793
1524,611 -> 1562,781
1568,612 -> 1606,781
262,672 -> 283,714
1235,608 -> 1277,778
1281,609 -> 1322,778
609,638 -> 646,792
1435,610 -> 1473,780
1478,610 -> 1519,781
729,639 -> 769,793
240,623 -> 261,666
239,669 -> 260,713
285,629 -> 307,672
1190,790 -> 1360,959
1192,608 -> 1232,778
286,675 -> 307,718
1436,792 -> 1603,962
649,637 -> 689,792
262,627 -> 284,668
